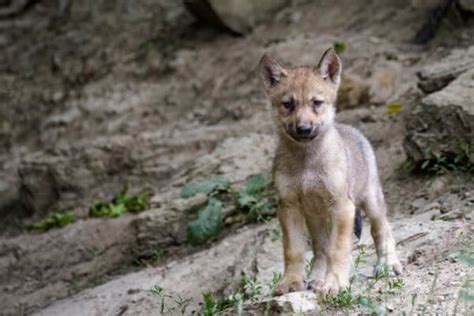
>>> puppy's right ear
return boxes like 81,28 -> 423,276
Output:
259,53 -> 287,89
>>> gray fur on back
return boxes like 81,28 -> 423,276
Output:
335,123 -> 380,205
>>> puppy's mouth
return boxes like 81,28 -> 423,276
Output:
290,134 -> 316,143
286,127 -> 318,143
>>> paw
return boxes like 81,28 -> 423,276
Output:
313,270 -> 349,296
273,277 -> 304,296
306,277 -> 324,291
374,257 -> 403,277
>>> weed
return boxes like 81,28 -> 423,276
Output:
180,178 -> 230,199
333,41 -> 347,54
240,275 -> 262,301
270,271 -> 282,293
404,141 -> 474,176
354,244 -> 367,269
148,285 -> 191,315
27,211 -> 75,232
325,288 -> 363,310
387,278 -> 404,291
305,257 -> 315,275
89,190 -> 148,218
386,102 -> 402,115
201,291 -> 236,316
187,198 -> 224,246
236,174 -> 276,222
181,173 -> 278,246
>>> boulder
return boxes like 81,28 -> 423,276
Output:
417,46 -> 474,93
404,68 -> 474,164
459,0 -> 474,12
184,0 -> 289,35
219,292 -> 319,315
337,74 -> 370,110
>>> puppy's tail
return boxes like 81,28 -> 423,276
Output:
354,208 -> 362,240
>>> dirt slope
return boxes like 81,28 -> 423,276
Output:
0,0 -> 473,315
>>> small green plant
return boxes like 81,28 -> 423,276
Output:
27,211 -> 76,232
385,102 -> 402,115
187,198 -> 224,246
305,257 -> 315,275
89,190 -> 148,218
240,275 -> 262,301
269,271 -> 282,293
199,275 -> 264,315
236,174 -> 276,222
406,142 -> 474,176
455,248 -> 474,309
201,291 -> 237,316
180,178 -> 230,199
333,41 -> 347,54
325,288 -> 364,310
148,285 -> 192,315
388,278 -> 404,291
181,173 -> 278,246
354,244 -> 367,268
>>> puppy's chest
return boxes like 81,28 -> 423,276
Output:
275,163 -> 329,201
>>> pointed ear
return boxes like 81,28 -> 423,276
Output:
317,48 -> 342,84
259,53 -> 287,89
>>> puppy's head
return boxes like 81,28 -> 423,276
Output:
259,48 -> 342,143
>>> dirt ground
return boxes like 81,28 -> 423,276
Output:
0,0 -> 473,315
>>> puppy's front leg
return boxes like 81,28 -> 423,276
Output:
274,204 -> 306,295
317,198 -> 355,295
306,215 -> 329,290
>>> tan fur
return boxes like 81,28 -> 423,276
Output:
259,48 -> 402,296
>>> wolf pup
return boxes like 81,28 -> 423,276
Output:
259,48 -> 402,295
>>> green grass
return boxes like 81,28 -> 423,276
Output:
27,211 -> 76,232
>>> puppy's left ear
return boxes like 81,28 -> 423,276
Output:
316,48 -> 342,84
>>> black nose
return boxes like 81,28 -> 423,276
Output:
296,123 -> 312,136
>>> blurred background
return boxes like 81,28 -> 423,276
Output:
0,0 -> 473,315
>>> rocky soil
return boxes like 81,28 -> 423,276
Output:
0,0 -> 473,315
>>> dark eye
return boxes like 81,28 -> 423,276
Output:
312,100 -> 324,108
282,100 -> 295,110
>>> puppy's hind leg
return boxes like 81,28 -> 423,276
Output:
363,187 -> 402,276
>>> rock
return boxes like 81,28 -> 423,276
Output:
337,74 -> 370,110
34,226 -> 266,316
219,292 -> 319,315
0,217 -> 136,316
132,207 -> 188,258
184,0 -> 289,35
369,67 -> 398,104
18,136 -> 138,215
404,68 -> 474,164
26,193 -> 474,316
459,0 -> 474,12
170,193 -> 208,213
187,133 -> 277,184
417,46 -> 474,93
